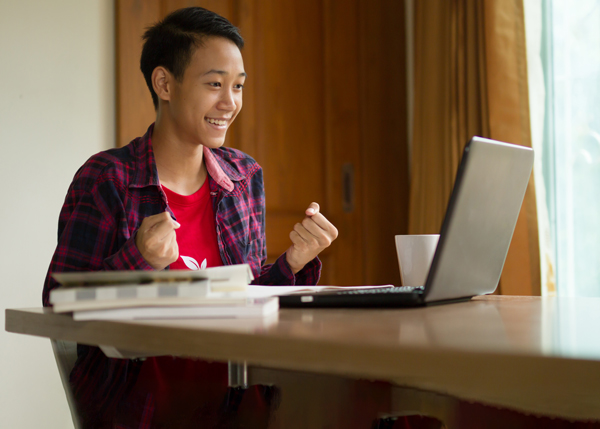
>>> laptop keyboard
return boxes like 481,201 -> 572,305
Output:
279,285 -> 427,308
335,286 -> 424,295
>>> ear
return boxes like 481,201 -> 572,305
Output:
152,66 -> 172,103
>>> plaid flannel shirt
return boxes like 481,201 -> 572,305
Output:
42,124 -> 321,426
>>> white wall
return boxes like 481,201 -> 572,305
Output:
0,1 -> 114,427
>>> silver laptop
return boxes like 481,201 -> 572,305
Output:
279,136 -> 534,307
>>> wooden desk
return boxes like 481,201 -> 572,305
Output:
6,296 -> 600,426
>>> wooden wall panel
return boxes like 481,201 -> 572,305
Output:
359,0 -> 408,286
163,0 -> 232,17
323,0 -> 364,285
251,1 -> 326,210
116,0 -> 161,146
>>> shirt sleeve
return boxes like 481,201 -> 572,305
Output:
42,172 -> 153,307
253,254 -> 322,286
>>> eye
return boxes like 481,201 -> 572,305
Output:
234,84 -> 244,90
208,82 -> 221,88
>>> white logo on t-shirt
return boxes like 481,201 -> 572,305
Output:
180,256 -> 207,271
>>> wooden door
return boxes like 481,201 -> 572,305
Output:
116,0 -> 408,286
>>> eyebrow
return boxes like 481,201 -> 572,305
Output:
202,69 -> 247,78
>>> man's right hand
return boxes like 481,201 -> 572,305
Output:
135,211 -> 180,270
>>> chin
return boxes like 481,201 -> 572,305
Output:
201,139 -> 227,149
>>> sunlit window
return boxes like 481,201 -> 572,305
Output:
528,0 -> 600,296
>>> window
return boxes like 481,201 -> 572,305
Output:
527,0 -> 600,296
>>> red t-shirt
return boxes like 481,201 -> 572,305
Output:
128,179 -> 228,425
164,180 -> 223,271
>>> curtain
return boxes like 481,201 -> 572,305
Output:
409,0 -> 541,295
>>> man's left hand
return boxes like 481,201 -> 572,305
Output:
285,202 -> 338,274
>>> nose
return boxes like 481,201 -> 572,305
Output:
217,88 -> 238,111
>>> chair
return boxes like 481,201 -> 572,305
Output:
51,342 -> 250,428
51,339 -> 82,429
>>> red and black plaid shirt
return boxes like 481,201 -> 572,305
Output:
42,124 -> 320,427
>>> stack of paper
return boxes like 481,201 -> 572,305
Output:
50,264 -> 278,321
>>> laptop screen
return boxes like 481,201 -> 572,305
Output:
424,137 -> 534,302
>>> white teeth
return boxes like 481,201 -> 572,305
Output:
207,118 -> 227,126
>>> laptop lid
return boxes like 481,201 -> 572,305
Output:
423,136 -> 534,303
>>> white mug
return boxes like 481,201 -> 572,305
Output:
395,235 -> 440,287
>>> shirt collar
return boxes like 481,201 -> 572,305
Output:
203,146 -> 235,192
131,123 -> 236,192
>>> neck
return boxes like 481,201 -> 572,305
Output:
152,117 -> 207,196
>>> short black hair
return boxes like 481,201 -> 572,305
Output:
140,7 -> 244,109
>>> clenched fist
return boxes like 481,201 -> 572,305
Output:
135,211 -> 180,270
285,202 -> 338,274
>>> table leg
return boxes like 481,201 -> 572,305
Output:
228,360 -> 248,388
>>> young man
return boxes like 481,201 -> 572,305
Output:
43,7 -> 337,427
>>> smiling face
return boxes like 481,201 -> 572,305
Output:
160,37 -> 245,149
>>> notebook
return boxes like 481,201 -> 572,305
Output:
279,136 -> 534,308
